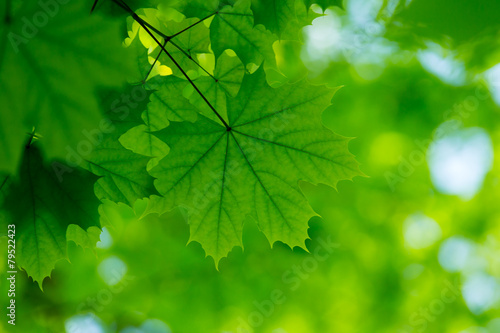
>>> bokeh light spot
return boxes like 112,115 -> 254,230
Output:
97,256 -> 128,286
65,314 -> 105,333
427,126 -> 493,200
96,227 -> 113,250
417,42 -> 467,86
120,319 -> 172,333
403,213 -> 442,249
462,272 -> 500,315
438,236 -> 476,272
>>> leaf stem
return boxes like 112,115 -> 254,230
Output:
165,48 -> 229,128
90,0 -> 100,14
142,40 -> 167,83
139,20 -> 230,128
26,129 -> 36,148
112,0 -> 171,42
169,12 -> 216,39
0,175 -> 9,192
113,0 -> 216,81
143,40 -> 217,84
134,4 -> 217,81
112,0 -> 228,127
168,39 -> 216,80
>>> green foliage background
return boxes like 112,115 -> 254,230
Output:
1,0 -> 500,332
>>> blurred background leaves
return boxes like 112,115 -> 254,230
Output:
2,0 -> 500,332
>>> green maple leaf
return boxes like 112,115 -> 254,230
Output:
127,33 -> 160,83
146,75 -> 199,123
251,0 -> 297,38
81,86 -> 159,206
84,137 -> 159,206
125,0 -> 278,77
120,75 -> 199,169
156,17 -> 211,77
138,0 -> 278,69
147,68 -> 362,263
0,1 -> 134,174
189,52 -> 245,122
211,0 -> 277,68
251,0 -> 322,40
66,224 -> 102,251
0,145 -> 100,287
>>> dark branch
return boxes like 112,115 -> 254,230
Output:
142,40 -> 167,84
169,12 -> 216,39
139,21 -> 230,128
114,0 -> 216,81
111,0 -> 228,127
26,129 -> 37,148
168,40 -> 216,80
90,0 -> 100,14
0,175 -> 9,192
162,47 -> 229,127
112,0 -> 171,42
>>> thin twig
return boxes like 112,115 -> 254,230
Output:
169,12 -> 216,39
111,0 -> 227,127
142,40 -> 167,83
0,175 -> 9,192
113,0 -> 171,41
90,0 -> 100,14
138,20 -> 230,128
168,39 -> 216,80
114,0 -> 215,80
26,129 -> 37,148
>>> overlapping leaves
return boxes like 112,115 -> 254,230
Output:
112,0 -> 361,263
146,68 -> 362,262
0,0 -> 357,285
0,1 -> 134,174
0,145 -> 100,287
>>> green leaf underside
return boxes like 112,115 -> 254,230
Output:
120,75 -> 199,169
0,146 -> 100,287
147,76 -> 199,123
156,17 -> 211,76
83,87 -> 159,206
67,225 -> 102,251
248,0 -> 324,41
147,68 -> 362,263
136,0 -> 278,70
0,1 -> 133,174
251,0 -> 296,37
128,34 -> 156,83
84,137 -> 158,206
211,0 -> 277,68
190,52 -> 245,122
0,0 -> 360,284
